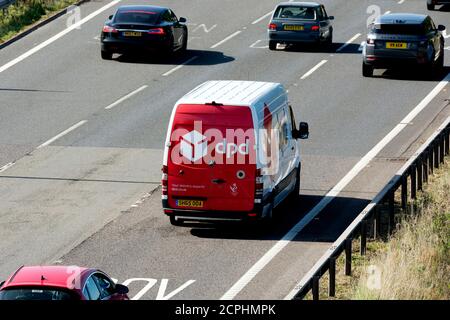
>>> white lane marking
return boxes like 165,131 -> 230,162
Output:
0,0 -> 121,74
104,85 -> 148,109
221,72 -> 450,300
162,56 -> 198,76
445,46 -> 450,51
336,33 -> 361,52
156,279 -> 196,300
210,31 -> 242,49
398,0 -> 405,4
250,39 -> 269,49
122,278 -> 158,300
0,162 -> 15,173
385,10 -> 391,14
443,30 -> 450,39
300,60 -> 328,80
252,11 -> 273,25
37,120 -> 87,149
192,24 -> 217,33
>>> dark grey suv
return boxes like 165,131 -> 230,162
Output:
362,13 -> 445,77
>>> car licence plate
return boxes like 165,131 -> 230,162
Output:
386,42 -> 407,49
176,200 -> 204,208
123,31 -> 142,37
283,25 -> 304,31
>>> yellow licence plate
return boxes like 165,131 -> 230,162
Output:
284,25 -> 304,31
123,31 -> 142,37
176,200 -> 204,208
386,42 -> 407,49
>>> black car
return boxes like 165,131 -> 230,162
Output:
100,5 -> 188,59
362,13 -> 445,77
268,2 -> 334,50
427,0 -> 450,10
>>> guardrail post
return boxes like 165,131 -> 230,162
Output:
312,276 -> 320,300
360,220 -> 367,256
345,238 -> 352,276
445,128 -> 449,156
401,175 -> 407,210
429,146 -> 434,175
410,164 -> 417,200
440,133 -> 445,164
388,190 -> 395,234
424,150 -> 429,183
329,257 -> 336,297
434,142 -> 439,169
417,156 -> 423,191
374,205 -> 381,239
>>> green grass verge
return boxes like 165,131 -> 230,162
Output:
0,0 -> 79,43
305,158 -> 450,300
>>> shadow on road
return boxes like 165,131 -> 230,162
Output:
114,49 -> 235,66
278,42 -> 361,54
374,66 -> 450,82
188,193 -> 371,243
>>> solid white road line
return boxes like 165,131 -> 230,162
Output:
210,31 -> 242,49
105,85 -> 148,109
37,120 -> 88,149
300,60 -> 327,80
336,33 -> 361,52
0,0 -> 121,74
398,0 -> 405,4
162,56 -> 198,76
221,72 -> 450,300
385,10 -> 391,14
252,11 -> 274,25
0,162 -> 15,173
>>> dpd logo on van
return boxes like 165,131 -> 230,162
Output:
180,130 -> 208,162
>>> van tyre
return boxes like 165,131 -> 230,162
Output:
170,216 -> 184,226
101,50 -> 113,60
362,63 -> 374,77
269,41 -> 277,51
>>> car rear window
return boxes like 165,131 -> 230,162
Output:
0,287 -> 77,300
372,24 -> 425,35
114,10 -> 160,24
274,6 -> 317,20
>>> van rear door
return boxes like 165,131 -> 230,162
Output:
167,104 -> 256,212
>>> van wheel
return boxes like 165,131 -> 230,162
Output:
269,41 -> 277,51
362,63 -> 373,77
170,216 -> 184,226
289,166 -> 301,203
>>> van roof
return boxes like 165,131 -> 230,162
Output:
177,81 -> 284,107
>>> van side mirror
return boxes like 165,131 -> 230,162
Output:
114,284 -> 129,295
437,25 -> 446,31
108,15 -> 113,20
293,122 -> 309,139
179,17 -> 187,23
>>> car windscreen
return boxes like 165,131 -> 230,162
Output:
274,6 -> 317,20
114,10 -> 160,24
0,287 -> 77,300
371,24 -> 425,35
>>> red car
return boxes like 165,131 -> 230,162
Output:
0,266 -> 129,300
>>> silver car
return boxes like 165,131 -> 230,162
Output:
268,2 -> 334,50
362,13 -> 445,77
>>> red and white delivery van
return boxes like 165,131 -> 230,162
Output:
162,80 -> 309,225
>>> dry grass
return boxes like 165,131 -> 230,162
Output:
353,159 -> 450,300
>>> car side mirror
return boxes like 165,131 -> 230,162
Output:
328,16 -> 334,20
0,281 -> 5,288
115,284 -> 129,295
293,122 -> 309,139
108,15 -> 113,20
179,17 -> 187,23
437,25 -> 446,31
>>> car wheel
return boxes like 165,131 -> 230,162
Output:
170,216 -> 184,226
362,62 -> 374,77
101,50 -> 113,60
269,40 -> 277,51
427,4 -> 434,10
288,166 -> 301,203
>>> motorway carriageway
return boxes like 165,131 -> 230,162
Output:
0,0 -> 449,299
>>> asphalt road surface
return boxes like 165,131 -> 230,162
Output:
0,0 -> 449,299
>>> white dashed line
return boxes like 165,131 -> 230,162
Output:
336,33 -> 361,52
162,56 -> 198,76
37,120 -> 88,149
0,162 -> 15,173
300,60 -> 328,80
398,0 -> 405,4
105,85 -> 148,109
210,31 -> 242,49
252,11 -> 274,25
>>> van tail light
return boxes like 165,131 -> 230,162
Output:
311,25 -> 320,31
268,23 -> 277,31
148,28 -> 165,35
254,168 -> 263,204
161,165 -> 168,196
102,25 -> 118,33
